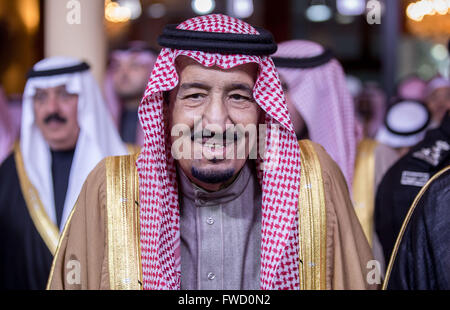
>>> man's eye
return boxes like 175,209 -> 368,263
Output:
33,93 -> 46,101
230,94 -> 251,101
57,91 -> 73,100
185,93 -> 205,100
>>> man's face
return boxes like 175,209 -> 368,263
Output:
111,53 -> 152,102
33,85 -> 80,151
168,57 -> 262,191
426,86 -> 450,124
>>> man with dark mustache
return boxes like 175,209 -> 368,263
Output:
0,57 -> 128,289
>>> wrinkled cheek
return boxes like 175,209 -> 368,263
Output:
170,135 -> 194,161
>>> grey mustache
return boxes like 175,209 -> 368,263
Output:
190,129 -> 239,142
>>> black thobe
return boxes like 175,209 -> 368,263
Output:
375,112 -> 450,264
0,149 -> 73,290
120,107 -> 139,144
387,168 -> 450,290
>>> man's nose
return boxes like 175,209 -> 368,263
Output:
46,92 -> 60,113
202,93 -> 231,132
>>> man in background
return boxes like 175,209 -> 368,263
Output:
104,41 -> 157,146
0,87 -> 15,164
273,40 -> 360,190
274,40 -> 399,272
0,57 -> 127,289
424,76 -> 450,128
376,110 -> 450,265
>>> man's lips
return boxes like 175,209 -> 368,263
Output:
193,136 -> 246,162
191,131 -> 240,145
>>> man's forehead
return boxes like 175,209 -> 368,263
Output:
35,84 -> 69,92
113,52 -> 152,65
175,55 -> 258,81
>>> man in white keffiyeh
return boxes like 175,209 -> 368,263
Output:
0,57 -> 127,289
48,15 -> 375,290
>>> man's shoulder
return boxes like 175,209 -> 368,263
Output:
81,154 -> 139,203
0,152 -> 20,208
379,133 -> 450,194
0,152 -> 17,177
298,139 -> 330,162
415,167 -> 450,227
87,154 -> 138,183
298,139 -> 346,183
408,130 -> 450,168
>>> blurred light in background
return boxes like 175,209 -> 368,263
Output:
335,13 -> 356,24
118,0 -> 142,20
18,0 -> 40,34
405,0 -> 450,38
431,43 -> 449,61
230,0 -> 254,19
191,0 -> 215,15
337,0 -> 366,16
406,0 -> 450,22
147,3 -> 166,19
105,0 -> 131,23
305,3 -> 332,22
430,43 -> 450,78
418,63 -> 435,78
346,75 -> 364,98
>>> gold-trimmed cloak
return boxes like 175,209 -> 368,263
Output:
47,140 -> 376,290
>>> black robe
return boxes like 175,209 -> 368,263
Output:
119,107 -> 139,144
387,168 -> 450,290
0,149 -> 73,290
375,112 -> 450,263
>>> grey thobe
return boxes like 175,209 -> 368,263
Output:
178,163 -> 262,290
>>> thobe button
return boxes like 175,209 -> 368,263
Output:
207,272 -> 216,280
206,217 -> 214,225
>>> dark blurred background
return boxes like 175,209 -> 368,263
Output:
0,0 -> 449,98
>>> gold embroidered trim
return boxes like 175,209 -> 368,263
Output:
106,154 -> 143,290
353,139 -> 378,246
298,140 -> 327,290
126,143 -> 141,155
14,142 -> 59,255
45,201 -> 78,289
382,165 -> 450,289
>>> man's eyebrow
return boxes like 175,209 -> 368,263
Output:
179,82 -> 211,91
225,83 -> 253,93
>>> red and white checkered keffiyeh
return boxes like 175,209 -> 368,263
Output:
274,40 -> 359,190
137,14 -> 301,290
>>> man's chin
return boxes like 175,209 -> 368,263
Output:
191,166 -> 235,185
44,134 -> 77,151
